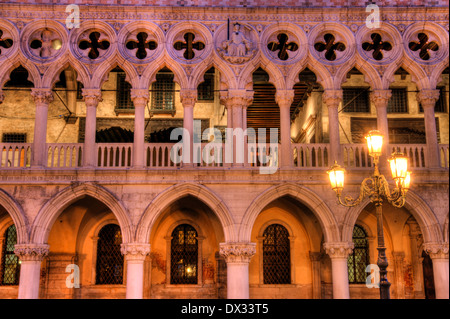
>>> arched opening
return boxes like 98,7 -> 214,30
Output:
0,205 -> 20,298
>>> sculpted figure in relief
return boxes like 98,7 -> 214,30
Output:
218,23 -> 255,64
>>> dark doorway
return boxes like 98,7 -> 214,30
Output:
422,250 -> 435,299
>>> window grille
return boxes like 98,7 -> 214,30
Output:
1,225 -> 20,285
263,224 -> 291,284
198,73 -> 214,101
170,224 -> 198,285
2,133 -> 26,143
419,87 -> 447,113
388,88 -> 408,113
342,88 -> 370,113
152,72 -> 175,113
95,224 -> 124,285
348,225 -> 369,284
116,73 -> 134,110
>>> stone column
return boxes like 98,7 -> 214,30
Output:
371,90 -> 392,163
31,89 -> 54,167
423,242 -> 449,299
323,242 -> 353,299
323,90 -> 343,164
309,251 -> 323,299
120,243 -> 151,299
82,89 -> 102,167
276,90 -> 295,168
417,90 -> 441,168
130,89 -> 149,168
180,89 -> 197,167
219,242 -> 256,299
392,252 -> 406,299
407,220 -> 424,298
14,243 -> 50,299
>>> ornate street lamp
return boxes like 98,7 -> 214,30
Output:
327,130 -> 411,299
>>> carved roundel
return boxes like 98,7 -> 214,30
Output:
260,23 -> 307,65
214,22 -> 258,65
356,24 -> 402,65
308,23 -> 355,65
117,21 -> 164,64
20,21 -> 67,64
166,22 -> 212,64
69,21 -> 116,64
0,20 -> 19,61
403,23 -> 449,65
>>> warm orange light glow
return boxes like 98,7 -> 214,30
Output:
365,130 -> 384,158
388,151 -> 408,187
401,171 -> 411,191
327,161 -> 345,195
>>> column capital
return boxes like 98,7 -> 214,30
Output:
219,242 -> 256,264
416,89 -> 440,108
180,89 -> 197,107
82,88 -> 103,107
323,242 -> 354,259
121,243 -> 151,262
223,89 -> 254,109
130,89 -> 149,106
31,88 -> 54,105
423,242 -> 449,259
275,89 -> 295,108
14,243 -> 50,262
322,89 -> 343,108
370,89 -> 392,108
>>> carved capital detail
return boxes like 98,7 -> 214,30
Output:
275,89 -> 295,108
14,243 -> 50,262
323,242 -> 354,259
31,88 -> 54,105
120,243 -> 151,262
219,242 -> 256,264
423,242 -> 449,259
130,89 -> 149,106
224,89 -> 254,109
82,88 -> 103,107
322,89 -> 343,108
416,89 -> 440,109
370,89 -> 392,108
180,89 -> 197,108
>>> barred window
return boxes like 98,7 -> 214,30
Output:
95,224 -> 124,285
348,225 -> 369,284
116,73 -> 134,110
263,224 -> 291,284
419,87 -> 447,113
198,72 -> 214,101
2,133 -> 26,143
1,225 -> 20,285
152,71 -> 175,113
388,88 -> 408,113
342,88 -> 370,113
170,224 -> 198,285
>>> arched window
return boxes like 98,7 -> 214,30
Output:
170,224 -> 198,285
348,225 -> 370,284
95,224 -> 123,285
1,225 -> 20,285
263,224 -> 291,284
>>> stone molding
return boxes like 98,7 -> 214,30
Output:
219,242 -> 256,264
120,243 -> 151,262
423,242 -> 449,259
14,243 -> 50,262
30,88 -> 54,105
416,89 -> 441,108
323,242 -> 354,259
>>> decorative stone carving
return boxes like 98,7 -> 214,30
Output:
179,89 -> 198,107
14,243 -> 50,262
130,88 -> 149,106
31,88 -> 54,105
322,89 -> 343,108
275,89 -> 295,108
423,242 -> 449,259
120,243 -> 151,262
82,88 -> 103,107
223,89 -> 254,109
370,90 -> 392,108
416,89 -> 440,108
29,29 -> 62,59
219,242 -> 256,263
323,242 -> 354,259
217,22 -> 257,64
0,29 -> 14,56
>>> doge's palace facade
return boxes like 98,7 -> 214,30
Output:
0,0 -> 448,300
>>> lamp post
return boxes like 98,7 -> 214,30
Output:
327,130 -> 411,299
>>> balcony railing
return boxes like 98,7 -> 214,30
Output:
0,143 -> 448,170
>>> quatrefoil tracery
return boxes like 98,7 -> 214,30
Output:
362,33 -> 392,61
173,32 -> 205,60
408,33 -> 439,61
29,29 -> 62,58
125,32 -> 157,60
314,33 -> 346,61
267,33 -> 298,61
0,29 -> 13,55
79,31 -> 111,60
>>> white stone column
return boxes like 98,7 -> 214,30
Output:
131,89 -> 149,168
180,89 -> 197,167
423,242 -> 449,299
371,90 -> 392,163
393,251 -> 406,299
323,90 -> 343,164
323,242 -> 353,299
417,90 -> 441,168
219,242 -> 256,299
276,90 -> 295,168
120,243 -> 151,299
31,89 -> 54,167
14,243 -> 49,299
82,89 -> 102,167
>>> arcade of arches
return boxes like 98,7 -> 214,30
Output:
0,2 -> 448,299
